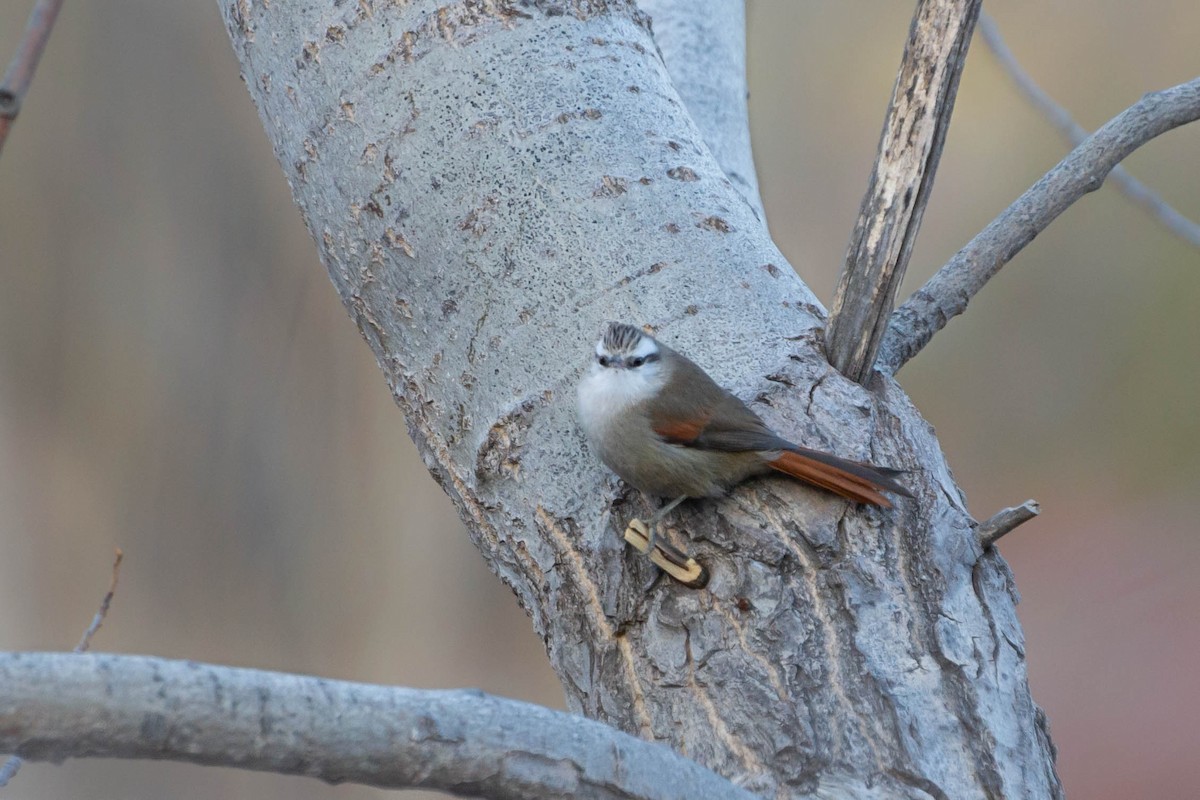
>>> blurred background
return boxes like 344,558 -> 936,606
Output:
0,1 -> 1196,797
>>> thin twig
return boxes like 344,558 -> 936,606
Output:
826,0 -> 982,383
73,548 -> 123,653
976,500 -> 1040,549
0,548 -> 123,787
980,14 -> 1200,249
880,76 -> 1200,374
0,0 -> 65,156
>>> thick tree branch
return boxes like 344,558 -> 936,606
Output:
0,0 -> 64,157
216,2 -> 1061,796
880,76 -> 1200,374
826,0 -> 981,383
0,652 -> 758,800
979,14 -> 1200,249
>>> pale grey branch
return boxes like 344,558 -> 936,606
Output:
0,548 -> 123,788
980,14 -> 1200,249
880,76 -> 1200,374
976,500 -> 1040,549
826,0 -> 982,384
0,652 -> 758,800
639,0 -> 764,219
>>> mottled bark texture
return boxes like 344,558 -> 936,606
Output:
217,1 -> 1060,797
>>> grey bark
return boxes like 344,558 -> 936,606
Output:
637,0 -> 764,220
208,1 -> 1061,797
0,652 -> 756,800
0,1 -> 1036,797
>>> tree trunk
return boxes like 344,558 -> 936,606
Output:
219,1 -> 1061,796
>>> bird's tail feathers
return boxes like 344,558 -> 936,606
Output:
767,447 -> 911,507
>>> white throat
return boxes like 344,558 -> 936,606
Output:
577,352 -> 667,437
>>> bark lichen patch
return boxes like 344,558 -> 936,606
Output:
369,1 -> 642,75
459,195 -> 499,237
696,215 -> 732,234
592,175 -> 627,197
475,394 -> 549,482
384,227 -> 416,257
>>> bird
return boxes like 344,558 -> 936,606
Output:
577,322 -> 910,549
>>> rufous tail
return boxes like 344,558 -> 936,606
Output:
767,448 -> 910,507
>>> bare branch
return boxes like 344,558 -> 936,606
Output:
0,548 -> 123,788
976,500 -> 1040,549
73,548 -> 123,654
0,652 -> 760,800
880,76 -> 1200,374
980,14 -> 1200,249
826,0 -> 981,383
0,0 -> 65,157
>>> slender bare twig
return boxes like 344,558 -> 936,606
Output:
826,0 -> 982,383
0,652 -> 760,800
980,14 -> 1200,249
0,0 -> 66,156
880,76 -> 1200,375
976,500 -> 1040,549
73,548 -> 123,654
0,548 -> 123,788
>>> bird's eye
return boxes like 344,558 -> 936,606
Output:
597,355 -> 611,367
627,356 -> 645,368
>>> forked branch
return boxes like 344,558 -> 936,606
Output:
880,76 -> 1200,374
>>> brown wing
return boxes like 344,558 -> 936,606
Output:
648,344 -> 910,506
648,344 -> 788,452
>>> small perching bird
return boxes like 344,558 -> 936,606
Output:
577,322 -> 910,549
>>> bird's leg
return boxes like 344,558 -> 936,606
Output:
642,495 -> 687,553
